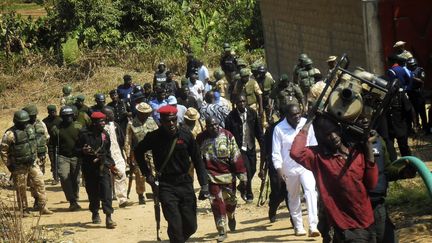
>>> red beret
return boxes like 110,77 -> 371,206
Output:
158,105 -> 178,115
91,111 -> 106,119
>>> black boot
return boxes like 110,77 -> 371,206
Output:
138,194 -> 146,205
92,212 -> 101,224
106,214 -> 117,229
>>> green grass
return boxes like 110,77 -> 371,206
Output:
62,38 -> 80,65
387,177 -> 432,215
0,2 -> 42,12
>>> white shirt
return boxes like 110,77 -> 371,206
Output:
176,104 -> 187,124
104,122 -> 126,167
272,117 -> 317,175
198,65 -> 210,83
188,80 -> 205,107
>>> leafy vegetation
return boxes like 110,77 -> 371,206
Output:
0,0 -> 264,78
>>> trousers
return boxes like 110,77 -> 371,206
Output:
58,155 -> 80,203
82,167 -> 113,215
268,161 -> 288,215
114,159 -> 127,204
241,149 -> 257,199
12,165 -> 47,210
159,183 -> 197,243
209,183 -> 237,230
284,169 -> 318,230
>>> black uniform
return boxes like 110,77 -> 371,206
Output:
264,119 -> 289,220
186,58 -> 199,78
135,126 -> 207,243
107,100 -> 130,134
386,90 -> 413,161
76,127 -> 115,215
42,115 -> 62,180
407,67 -> 427,131
220,54 -> 237,83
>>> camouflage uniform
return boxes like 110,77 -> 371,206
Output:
124,116 -> 158,196
270,82 -> 304,111
233,71 -> 263,112
0,125 -> 49,213
61,94 -> 76,106
297,67 -> 321,97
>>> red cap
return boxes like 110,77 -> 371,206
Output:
158,105 -> 178,115
91,111 -> 106,119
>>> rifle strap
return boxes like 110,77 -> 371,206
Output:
157,137 -> 178,177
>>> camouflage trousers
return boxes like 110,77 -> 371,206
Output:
132,165 -> 146,195
12,165 -> 47,210
209,182 -> 237,232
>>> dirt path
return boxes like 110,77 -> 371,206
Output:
13,173 -> 320,243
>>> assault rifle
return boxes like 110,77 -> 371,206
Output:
257,157 -> 270,207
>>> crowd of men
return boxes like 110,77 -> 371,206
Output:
0,41 -> 427,243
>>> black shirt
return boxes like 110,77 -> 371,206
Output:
75,127 -> 115,173
134,126 -> 207,187
42,115 -> 62,146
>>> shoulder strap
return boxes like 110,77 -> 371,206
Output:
157,137 -> 178,176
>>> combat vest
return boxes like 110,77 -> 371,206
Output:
258,76 -> 274,95
130,117 -> 157,149
64,95 -> 76,106
298,68 -> 319,93
10,126 -> 37,165
33,120 -> 47,155
278,84 -> 299,106
154,72 -> 167,87
244,80 -> 258,105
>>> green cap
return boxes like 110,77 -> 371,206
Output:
251,61 -> 263,71
299,53 -> 308,62
47,104 -> 57,111
23,104 -> 38,116
303,58 -> 313,65
76,94 -> 85,101
240,68 -> 251,77
214,69 -> 225,80
280,74 -> 289,82
237,58 -> 247,68
63,85 -> 72,95
181,77 -> 189,85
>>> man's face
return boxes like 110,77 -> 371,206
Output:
241,76 -> 249,84
328,61 -> 336,69
206,118 -> 219,138
92,118 -> 106,132
167,73 -> 173,81
48,110 -> 57,117
160,114 -> 178,136
110,93 -> 119,102
29,115 -> 36,124
286,106 -> 301,128
96,99 -> 105,108
137,112 -> 150,123
156,90 -> 166,100
62,115 -> 74,125
124,79 -> 132,86
236,97 -> 247,112
158,65 -> 166,72
324,131 -> 342,150
190,74 -> 197,83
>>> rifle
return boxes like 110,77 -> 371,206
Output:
53,132 -> 59,182
257,158 -> 270,207
126,157 -> 134,199
151,180 -> 162,241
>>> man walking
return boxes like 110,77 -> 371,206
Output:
51,106 -> 82,211
76,111 -> 118,229
135,105 -> 209,243
196,117 -> 247,242
42,104 -> 62,184
272,104 -> 320,237
1,110 -> 53,216
225,95 -> 264,203
124,102 -> 158,204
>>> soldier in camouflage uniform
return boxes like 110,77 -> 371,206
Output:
23,105 -> 50,175
254,66 -> 275,125
61,85 -> 76,106
270,74 -> 305,113
1,110 -> 53,216
293,54 -> 309,85
297,58 -> 321,99
213,69 -> 228,99
232,68 -> 264,117
124,102 -> 158,204
74,94 -> 92,128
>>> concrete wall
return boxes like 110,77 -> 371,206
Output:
260,0 -> 378,80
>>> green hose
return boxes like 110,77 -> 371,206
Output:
392,156 -> 432,199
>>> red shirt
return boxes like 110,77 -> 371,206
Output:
290,130 -> 378,230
